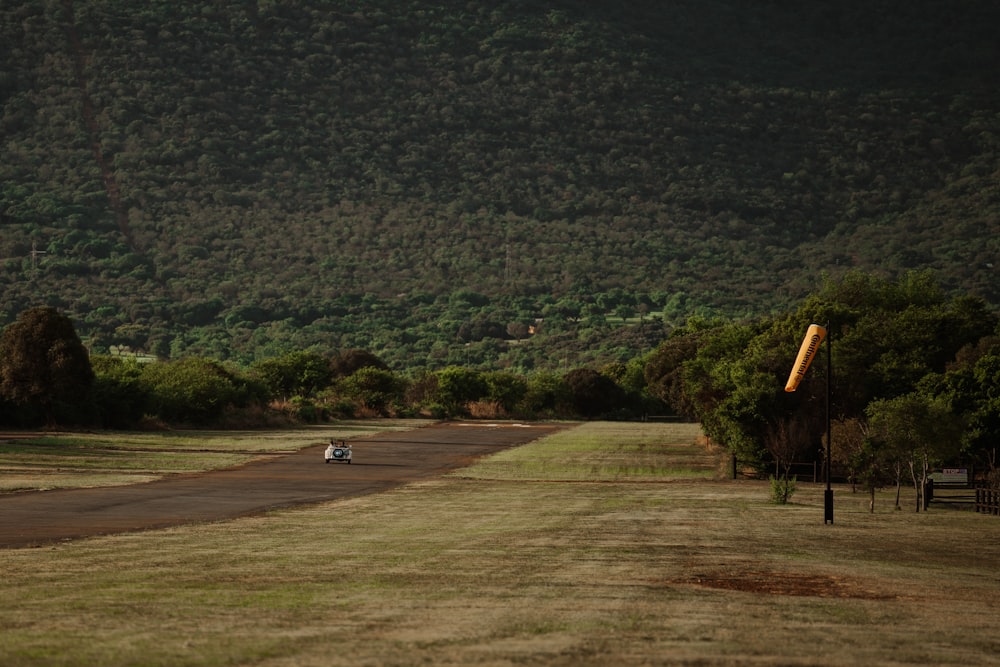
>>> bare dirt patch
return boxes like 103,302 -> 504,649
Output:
674,570 -> 897,599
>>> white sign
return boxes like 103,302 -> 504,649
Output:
933,468 -> 968,485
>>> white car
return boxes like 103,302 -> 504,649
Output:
324,440 -> 352,464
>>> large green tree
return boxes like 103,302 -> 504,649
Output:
0,306 -> 94,425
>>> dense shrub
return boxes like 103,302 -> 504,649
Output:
337,367 -> 409,415
90,356 -> 149,428
138,357 -> 247,425
563,368 -> 626,418
519,372 -> 570,418
434,366 -> 488,417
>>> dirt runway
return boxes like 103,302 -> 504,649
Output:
0,421 -> 568,549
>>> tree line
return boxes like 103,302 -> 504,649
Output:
0,306 -> 654,429
2,272 -> 998,504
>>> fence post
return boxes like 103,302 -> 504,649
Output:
980,489 -> 1000,516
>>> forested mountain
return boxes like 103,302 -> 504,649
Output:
2,0 -> 998,370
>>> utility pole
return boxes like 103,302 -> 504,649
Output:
30,241 -> 46,270
504,242 -> 511,285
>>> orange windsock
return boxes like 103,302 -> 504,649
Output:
784,324 -> 827,392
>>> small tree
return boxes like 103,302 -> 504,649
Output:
250,351 -> 331,400
867,393 -> 964,511
520,372 -> 570,418
830,418 -> 896,511
505,321 -> 529,341
434,366 -> 487,417
764,416 -> 811,504
482,371 -> 528,415
338,367 -> 407,415
831,418 -> 867,493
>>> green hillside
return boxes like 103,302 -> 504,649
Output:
1,0 -> 998,370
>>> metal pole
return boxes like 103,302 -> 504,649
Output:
824,324 -> 834,524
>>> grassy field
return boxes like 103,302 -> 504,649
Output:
2,422 -> 999,666
0,421 -> 421,493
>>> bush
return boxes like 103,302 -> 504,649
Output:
563,368 -> 626,418
337,367 -> 407,415
324,398 -> 357,420
90,356 -> 149,428
769,475 -> 797,504
290,396 -> 324,423
519,372 -> 570,418
139,357 -> 244,425
434,366 -> 487,417
424,402 -> 448,420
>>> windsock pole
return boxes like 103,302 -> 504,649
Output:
785,323 -> 834,524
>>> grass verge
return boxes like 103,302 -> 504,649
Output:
1,421 -> 998,666
453,421 -> 718,481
